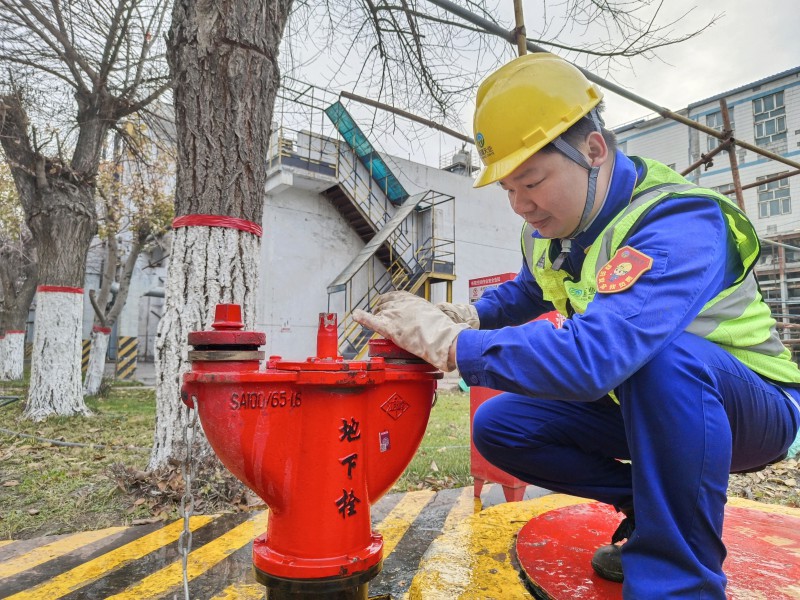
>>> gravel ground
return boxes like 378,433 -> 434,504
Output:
727,456 -> 799,506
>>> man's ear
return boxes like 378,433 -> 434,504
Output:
586,131 -> 610,167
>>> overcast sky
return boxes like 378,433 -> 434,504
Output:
429,0 -> 798,163
285,0 -> 800,164
599,0 -> 800,128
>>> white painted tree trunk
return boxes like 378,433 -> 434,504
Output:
83,329 -> 110,396
25,291 -> 91,420
149,226 -> 260,470
0,336 -> 7,380
1,331 -> 26,380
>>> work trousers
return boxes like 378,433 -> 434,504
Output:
472,332 -> 800,599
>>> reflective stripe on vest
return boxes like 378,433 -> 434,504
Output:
521,157 -> 800,385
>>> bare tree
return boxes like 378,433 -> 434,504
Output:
0,162 -> 36,380
83,125 -> 173,396
0,0 -> 171,419
152,0 -> 716,469
150,0 -> 292,468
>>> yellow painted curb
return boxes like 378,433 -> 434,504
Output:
408,494 -> 591,600
727,496 -> 800,517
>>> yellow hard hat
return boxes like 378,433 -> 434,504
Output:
472,53 -> 603,188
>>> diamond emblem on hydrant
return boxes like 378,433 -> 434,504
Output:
381,393 -> 410,420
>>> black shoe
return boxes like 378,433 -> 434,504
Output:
591,514 -> 635,583
591,543 -> 623,582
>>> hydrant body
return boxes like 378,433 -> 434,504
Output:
182,306 -> 440,597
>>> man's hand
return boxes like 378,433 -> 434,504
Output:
353,291 -> 468,371
436,302 -> 480,329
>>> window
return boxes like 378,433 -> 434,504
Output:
711,183 -> 734,196
757,173 -> 791,218
753,91 -> 787,146
705,111 -> 734,152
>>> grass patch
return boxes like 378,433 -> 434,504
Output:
0,387 -> 156,540
0,385 -> 472,540
392,390 -> 472,491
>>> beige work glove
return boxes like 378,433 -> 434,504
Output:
353,291 -> 468,372
436,302 -> 480,329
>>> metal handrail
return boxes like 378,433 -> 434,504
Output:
267,126 -> 457,358
336,231 -> 455,356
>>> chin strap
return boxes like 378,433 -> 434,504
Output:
550,108 -> 604,271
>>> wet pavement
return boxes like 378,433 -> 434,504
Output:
2,487 -> 798,599
0,484 -> 547,600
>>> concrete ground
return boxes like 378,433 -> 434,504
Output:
0,483 -> 550,600
2,487 -> 799,600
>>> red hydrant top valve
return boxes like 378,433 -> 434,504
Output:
368,338 -> 428,362
212,303 -> 244,330
187,303 -> 265,348
316,312 -> 340,360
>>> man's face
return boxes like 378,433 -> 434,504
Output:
498,148 -> 590,239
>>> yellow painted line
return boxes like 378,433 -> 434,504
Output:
728,496 -> 800,517
0,526 -> 127,579
0,540 -> 16,548
396,486 -> 479,600
442,486 -> 480,531
106,511 -> 268,599
210,583 -> 266,599
374,489 -> 435,556
5,515 -> 215,600
408,493 -> 592,600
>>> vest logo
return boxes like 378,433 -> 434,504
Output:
567,286 -> 584,297
566,285 -> 596,304
597,246 -> 653,294
536,255 -> 546,269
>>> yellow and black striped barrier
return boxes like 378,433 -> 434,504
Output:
23,343 -> 32,362
115,336 -> 138,381
81,339 -> 91,376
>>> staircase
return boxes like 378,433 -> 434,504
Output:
266,108 -> 457,360
322,184 -> 395,270
329,191 -> 455,359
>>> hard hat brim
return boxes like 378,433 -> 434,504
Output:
473,142 -> 546,188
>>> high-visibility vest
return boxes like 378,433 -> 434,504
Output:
522,157 -> 800,385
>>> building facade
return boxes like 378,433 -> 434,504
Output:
260,122 -> 521,359
615,66 -> 800,353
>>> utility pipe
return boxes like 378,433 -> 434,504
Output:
339,91 -> 474,144
512,0 -> 526,56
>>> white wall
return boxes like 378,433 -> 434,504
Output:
618,119 -> 688,172
258,154 -> 524,359
390,155 -> 522,303
259,171 -> 367,358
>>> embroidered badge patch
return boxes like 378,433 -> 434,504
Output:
596,246 -> 653,293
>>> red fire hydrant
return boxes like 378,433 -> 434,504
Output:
182,305 -> 441,599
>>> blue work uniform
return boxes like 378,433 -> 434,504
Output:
457,151 -> 800,599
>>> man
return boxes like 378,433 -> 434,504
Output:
353,53 -> 800,598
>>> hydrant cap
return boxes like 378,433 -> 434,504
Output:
187,303 -> 266,347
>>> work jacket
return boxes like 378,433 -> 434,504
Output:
523,157 -> 800,386
456,152 -> 800,399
